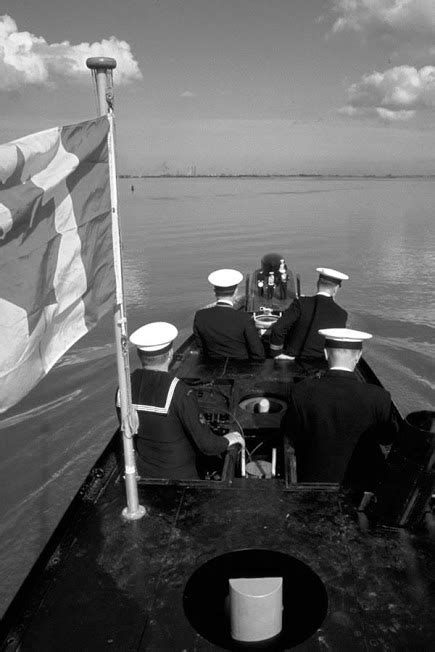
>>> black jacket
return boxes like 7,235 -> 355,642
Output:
193,303 -> 265,361
283,369 -> 396,485
270,295 -> 347,358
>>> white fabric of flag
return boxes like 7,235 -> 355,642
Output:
0,116 -> 115,413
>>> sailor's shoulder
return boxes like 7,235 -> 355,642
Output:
197,303 -> 229,314
334,302 -> 347,315
291,374 -> 322,396
129,369 -> 143,400
299,295 -> 317,306
175,379 -> 203,409
239,309 -> 254,322
130,368 -> 143,381
172,376 -> 191,397
194,306 -> 215,322
130,367 -> 146,390
362,382 -> 391,402
281,297 -> 302,313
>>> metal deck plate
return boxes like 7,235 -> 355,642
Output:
6,481 -> 433,650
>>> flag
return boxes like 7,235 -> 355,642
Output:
0,116 -> 115,413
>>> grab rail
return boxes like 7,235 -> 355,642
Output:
221,444 -> 242,484
285,442 -> 298,485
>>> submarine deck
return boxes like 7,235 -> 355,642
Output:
1,477 -> 434,651
1,348 -> 434,650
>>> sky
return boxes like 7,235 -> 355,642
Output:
1,0 -> 434,175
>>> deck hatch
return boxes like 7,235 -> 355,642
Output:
183,548 -> 328,649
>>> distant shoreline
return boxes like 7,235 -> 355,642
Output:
120,173 -> 435,179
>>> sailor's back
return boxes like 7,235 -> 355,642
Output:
131,368 -> 202,478
123,321 -> 243,480
288,369 -> 393,483
193,268 -> 265,361
194,303 -> 264,360
284,328 -> 396,486
276,294 -> 347,358
270,267 -> 349,360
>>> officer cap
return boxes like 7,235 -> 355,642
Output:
208,268 -> 243,291
316,267 -> 349,285
319,327 -> 372,350
130,322 -> 178,354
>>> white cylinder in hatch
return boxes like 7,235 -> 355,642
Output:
229,576 -> 283,642
257,398 -> 270,413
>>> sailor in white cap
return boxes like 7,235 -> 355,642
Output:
193,269 -> 265,361
278,258 -> 288,300
118,321 -> 245,479
281,327 -> 397,489
270,267 -> 348,364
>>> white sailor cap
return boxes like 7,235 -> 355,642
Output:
129,322 -> 178,354
316,267 -> 349,285
208,268 -> 243,289
319,328 -> 372,350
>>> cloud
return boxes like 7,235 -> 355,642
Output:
180,90 -> 195,98
339,104 -> 415,122
329,0 -> 435,39
375,107 -> 415,120
340,64 -> 435,121
0,14 -> 142,91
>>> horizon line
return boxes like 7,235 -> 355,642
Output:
119,173 -> 435,179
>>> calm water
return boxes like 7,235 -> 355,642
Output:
0,177 -> 434,615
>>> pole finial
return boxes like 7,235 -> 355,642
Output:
86,57 -> 117,71
87,57 -> 116,115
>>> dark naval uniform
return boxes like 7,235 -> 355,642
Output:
193,301 -> 265,361
125,369 -> 228,479
283,369 -> 396,486
270,295 -> 347,358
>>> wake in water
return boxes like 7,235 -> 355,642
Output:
0,390 -> 83,430
56,342 -> 116,368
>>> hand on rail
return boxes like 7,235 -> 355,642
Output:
130,408 -> 139,433
224,431 -> 245,448
274,354 -> 295,360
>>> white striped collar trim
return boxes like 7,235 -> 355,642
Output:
329,366 -> 354,372
116,377 -> 179,414
216,299 -> 234,307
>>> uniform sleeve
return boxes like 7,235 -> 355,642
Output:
270,300 -> 301,353
244,316 -> 265,361
193,313 -> 204,351
373,391 -> 399,445
341,308 -> 348,327
176,384 -> 229,456
281,393 -> 303,448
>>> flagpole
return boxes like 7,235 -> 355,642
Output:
86,57 -> 145,520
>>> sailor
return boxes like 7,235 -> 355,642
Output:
266,271 -> 275,301
279,268 -> 288,300
282,328 -> 397,488
270,267 -> 348,361
257,270 -> 264,297
193,269 -> 265,361
120,322 -> 245,479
